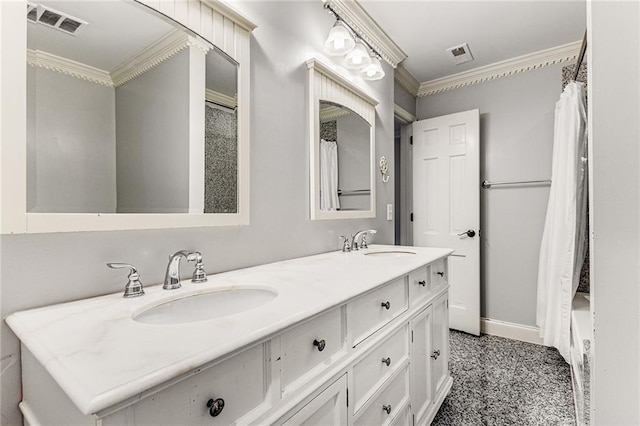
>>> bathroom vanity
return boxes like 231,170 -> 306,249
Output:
7,246 -> 453,425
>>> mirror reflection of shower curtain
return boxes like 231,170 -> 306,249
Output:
536,81 -> 588,363
320,139 -> 340,211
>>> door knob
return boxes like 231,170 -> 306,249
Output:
457,229 -> 476,238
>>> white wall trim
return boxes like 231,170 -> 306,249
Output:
306,58 -> 379,106
417,40 -> 582,97
27,49 -> 113,87
320,105 -> 350,122
480,317 -> 545,346
205,88 -> 237,109
393,103 -> 415,124
323,0 -> 407,68
394,63 -> 419,97
111,30 -> 202,87
199,0 -> 257,32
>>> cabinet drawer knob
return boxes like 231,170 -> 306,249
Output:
381,357 -> 391,367
431,349 -> 441,359
418,280 -> 426,286
436,271 -> 444,277
381,301 -> 391,310
382,404 -> 392,415
313,339 -> 326,352
206,398 -> 225,417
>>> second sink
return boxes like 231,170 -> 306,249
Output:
134,288 -> 278,325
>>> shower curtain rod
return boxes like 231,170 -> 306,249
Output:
572,30 -> 587,81
482,180 -> 551,189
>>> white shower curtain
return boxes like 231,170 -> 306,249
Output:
320,139 -> 340,211
536,81 -> 588,363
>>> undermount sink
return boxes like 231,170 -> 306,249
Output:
364,250 -> 417,257
134,288 -> 278,325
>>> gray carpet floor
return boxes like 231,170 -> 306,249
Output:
432,331 -> 576,426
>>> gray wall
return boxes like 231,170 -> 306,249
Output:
417,64 -> 563,326
115,50 -> 190,213
26,67 -> 116,213
337,112 -> 371,211
0,1 -> 394,424
394,80 -> 416,116
589,1 -> 640,423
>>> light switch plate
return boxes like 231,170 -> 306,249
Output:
386,204 -> 393,221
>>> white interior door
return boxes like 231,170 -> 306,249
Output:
412,110 -> 480,335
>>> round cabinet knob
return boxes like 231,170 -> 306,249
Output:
381,301 -> 391,310
382,404 -> 392,415
418,280 -> 426,287
381,357 -> 391,367
207,398 -> 225,417
431,349 -> 441,360
313,339 -> 326,352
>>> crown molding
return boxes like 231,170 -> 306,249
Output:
417,40 -> 583,97
394,63 -> 419,97
320,105 -> 351,121
27,49 -> 113,87
111,30 -> 205,87
205,88 -> 237,109
393,103 -> 416,124
200,0 -> 257,32
323,0 -> 407,68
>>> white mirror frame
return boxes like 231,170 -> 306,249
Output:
306,58 -> 378,220
0,0 -> 255,234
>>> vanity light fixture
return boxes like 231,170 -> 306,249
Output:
324,20 -> 355,56
361,53 -> 385,81
343,40 -> 371,69
323,3 -> 385,80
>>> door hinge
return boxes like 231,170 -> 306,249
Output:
346,388 -> 349,407
409,135 -> 413,145
410,213 -> 414,222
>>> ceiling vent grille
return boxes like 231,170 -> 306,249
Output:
26,3 -> 88,36
447,43 -> 474,65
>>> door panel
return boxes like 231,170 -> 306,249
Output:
413,110 -> 480,335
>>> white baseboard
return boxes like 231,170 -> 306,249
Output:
480,317 -> 545,345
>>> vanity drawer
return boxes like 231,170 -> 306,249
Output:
352,324 -> 409,413
430,258 -> 448,289
408,266 -> 430,307
348,278 -> 408,346
130,344 -> 267,425
353,365 -> 410,426
280,307 -> 345,395
389,403 -> 412,426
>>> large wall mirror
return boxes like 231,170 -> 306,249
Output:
307,59 -> 378,220
2,0 -> 254,233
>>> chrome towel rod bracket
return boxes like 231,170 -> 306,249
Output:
482,179 -> 551,189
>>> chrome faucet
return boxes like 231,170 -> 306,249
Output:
163,250 -> 208,290
351,229 -> 377,251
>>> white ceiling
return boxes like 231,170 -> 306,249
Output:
359,1 -> 586,82
27,1 -> 177,71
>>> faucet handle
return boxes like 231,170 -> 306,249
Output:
340,236 -> 352,252
107,263 -> 145,298
187,252 -> 208,283
360,230 -> 377,249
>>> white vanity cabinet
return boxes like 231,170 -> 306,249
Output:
11,248 -> 453,426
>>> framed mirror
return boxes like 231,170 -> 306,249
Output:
307,58 -> 378,220
2,0 -> 254,233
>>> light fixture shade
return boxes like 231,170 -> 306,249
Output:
324,21 -> 355,56
343,40 -> 372,69
361,55 -> 385,80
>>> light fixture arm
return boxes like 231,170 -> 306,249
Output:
324,3 -> 383,61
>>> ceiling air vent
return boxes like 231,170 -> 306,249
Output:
447,43 -> 474,65
27,4 -> 88,36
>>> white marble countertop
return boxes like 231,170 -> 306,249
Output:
6,245 -> 453,416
